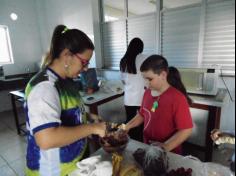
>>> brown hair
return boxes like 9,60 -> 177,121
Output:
41,25 -> 94,68
140,55 -> 192,105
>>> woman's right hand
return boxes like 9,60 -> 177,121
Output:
93,122 -> 106,138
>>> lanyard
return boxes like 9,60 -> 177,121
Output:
151,96 -> 160,112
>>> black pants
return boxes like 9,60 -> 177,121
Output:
125,105 -> 144,142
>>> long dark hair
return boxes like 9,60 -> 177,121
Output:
140,55 -> 192,105
42,25 -> 94,68
120,38 -> 144,74
168,66 -> 192,105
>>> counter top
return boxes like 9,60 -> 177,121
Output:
80,79 -> 229,108
80,80 -> 124,105
190,88 -> 229,107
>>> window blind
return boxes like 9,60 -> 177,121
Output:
202,0 -> 235,68
161,6 -> 201,67
128,13 -> 157,56
102,20 -> 127,69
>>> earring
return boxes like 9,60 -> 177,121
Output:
64,64 -> 69,73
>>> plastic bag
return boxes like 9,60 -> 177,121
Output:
133,146 -> 169,176
204,162 -> 235,176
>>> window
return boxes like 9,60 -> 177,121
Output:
161,0 -> 235,69
0,25 -> 13,65
101,0 -> 158,69
202,0 -> 235,68
163,0 -> 201,9
128,0 -> 156,17
161,5 -> 201,67
103,0 -> 125,22
100,0 -> 235,69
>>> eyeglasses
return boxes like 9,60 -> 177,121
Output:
74,54 -> 90,67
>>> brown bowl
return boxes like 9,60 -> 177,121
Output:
100,133 -> 129,153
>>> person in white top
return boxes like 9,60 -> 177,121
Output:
120,38 -> 148,142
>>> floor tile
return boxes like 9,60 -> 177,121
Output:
0,135 -> 26,154
9,156 -> 26,176
1,141 -> 26,163
0,165 -> 17,176
0,156 -> 7,168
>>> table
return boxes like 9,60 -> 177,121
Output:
69,140 -> 205,176
9,90 -> 26,135
9,87 -> 228,162
186,88 -> 228,162
9,81 -> 124,135
80,80 -> 124,114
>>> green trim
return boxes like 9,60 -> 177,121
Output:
25,168 -> 40,176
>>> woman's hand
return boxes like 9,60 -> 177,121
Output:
93,122 -> 106,138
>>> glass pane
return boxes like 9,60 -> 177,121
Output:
163,0 -> 201,9
128,0 -> 156,17
103,0 -> 125,22
0,27 -> 11,63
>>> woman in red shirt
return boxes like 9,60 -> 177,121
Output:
126,55 -> 193,154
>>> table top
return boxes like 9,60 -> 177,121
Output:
9,83 -> 228,108
70,140 -> 205,176
9,90 -> 25,98
190,88 -> 229,107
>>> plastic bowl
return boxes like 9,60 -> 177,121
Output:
100,135 -> 129,153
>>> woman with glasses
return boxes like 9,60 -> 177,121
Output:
25,25 -> 106,176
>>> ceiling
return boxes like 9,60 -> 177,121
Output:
104,0 -> 202,15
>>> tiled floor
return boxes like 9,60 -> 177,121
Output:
0,102 -> 234,175
0,109 -> 26,176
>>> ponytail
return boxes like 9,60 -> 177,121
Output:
40,24 -> 94,69
167,67 -> 192,105
41,52 -> 52,69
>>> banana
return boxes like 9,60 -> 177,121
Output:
119,164 -> 143,176
112,153 -> 123,176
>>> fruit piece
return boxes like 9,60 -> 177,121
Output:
119,164 -> 142,176
112,153 -> 123,176
167,167 -> 193,176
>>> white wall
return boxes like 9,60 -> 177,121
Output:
0,0 -> 43,76
0,0 -> 97,77
35,0 -> 96,68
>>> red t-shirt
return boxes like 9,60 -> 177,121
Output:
139,87 -> 193,154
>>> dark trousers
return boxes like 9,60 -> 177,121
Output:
125,105 -> 144,142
